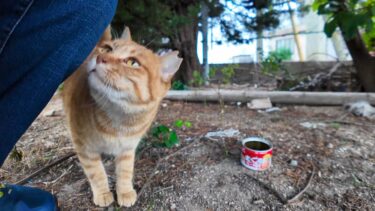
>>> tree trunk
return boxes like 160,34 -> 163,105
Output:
287,0 -> 304,61
343,31 -> 375,92
171,4 -> 202,84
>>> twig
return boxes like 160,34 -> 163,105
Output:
0,168 -> 9,173
203,136 -> 219,142
15,152 -> 76,185
42,164 -> 74,185
369,192 -> 375,202
289,62 -> 342,91
152,185 -> 174,194
242,174 -> 287,204
241,161 -> 315,205
137,138 -> 202,199
325,120 -> 375,128
286,161 -> 315,204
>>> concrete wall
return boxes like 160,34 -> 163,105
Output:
209,61 -> 355,85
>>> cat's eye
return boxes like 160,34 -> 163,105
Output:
100,44 -> 113,53
123,57 -> 140,68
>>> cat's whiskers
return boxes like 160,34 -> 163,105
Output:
85,76 -> 111,109
145,38 -> 156,48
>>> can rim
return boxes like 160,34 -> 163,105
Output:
242,136 -> 272,152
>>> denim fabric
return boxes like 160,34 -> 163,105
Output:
0,0 -> 118,165
0,184 -> 57,210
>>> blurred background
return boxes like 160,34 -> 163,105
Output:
111,0 -> 375,92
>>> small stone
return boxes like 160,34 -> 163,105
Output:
170,203 -> 176,209
300,122 -> 327,129
289,159 -> 298,167
161,103 -> 168,108
43,110 -> 57,117
253,199 -> 264,204
327,143 -> 334,149
247,98 -> 272,110
265,107 -> 281,113
236,102 -> 242,106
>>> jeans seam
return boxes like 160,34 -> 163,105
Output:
0,0 -> 34,56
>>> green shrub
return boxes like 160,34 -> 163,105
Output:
220,64 -> 238,84
190,70 -> 204,87
171,80 -> 185,90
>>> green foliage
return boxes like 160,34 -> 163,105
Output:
9,147 -> 23,162
58,83 -> 64,92
363,26 -> 375,51
171,80 -> 186,90
268,48 -> 292,60
220,64 -> 238,84
149,119 -> 192,148
209,64 -> 237,84
151,125 -> 179,148
330,122 -> 341,129
220,1 -> 306,44
174,119 -> 192,129
312,0 -> 375,40
261,55 -> 283,75
0,183 -> 4,198
261,48 -> 292,77
209,67 -> 218,78
190,70 -> 205,87
112,0 -> 223,50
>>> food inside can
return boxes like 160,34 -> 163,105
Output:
245,141 -> 271,151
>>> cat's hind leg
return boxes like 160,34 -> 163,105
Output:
115,150 -> 137,207
76,150 -> 114,207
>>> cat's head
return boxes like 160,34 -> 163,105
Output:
87,26 -> 182,105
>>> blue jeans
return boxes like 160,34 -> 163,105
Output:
0,0 -> 118,165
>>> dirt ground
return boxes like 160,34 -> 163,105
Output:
1,93 -> 375,211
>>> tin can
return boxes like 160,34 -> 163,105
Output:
241,137 -> 272,171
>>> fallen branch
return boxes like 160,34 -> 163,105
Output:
242,174 -> 287,204
137,139 -> 202,199
241,161 -> 315,205
15,152 -> 76,185
166,90 -> 375,106
42,164 -> 74,186
152,185 -> 174,194
326,120 -> 375,128
286,162 -> 315,204
289,62 -> 343,91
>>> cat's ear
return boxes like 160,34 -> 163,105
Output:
121,26 -> 132,41
160,51 -> 183,82
99,26 -> 112,43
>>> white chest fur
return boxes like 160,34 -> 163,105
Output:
88,133 -> 142,156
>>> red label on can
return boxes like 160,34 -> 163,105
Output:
241,145 -> 272,171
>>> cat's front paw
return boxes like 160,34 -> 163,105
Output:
117,190 -> 137,207
93,191 -> 114,207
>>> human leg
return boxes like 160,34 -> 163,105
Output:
0,0 -> 117,165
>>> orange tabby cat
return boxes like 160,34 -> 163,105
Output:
63,26 -> 182,207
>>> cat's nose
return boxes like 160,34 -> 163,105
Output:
96,55 -> 107,64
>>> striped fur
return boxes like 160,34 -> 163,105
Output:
63,27 -> 182,207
